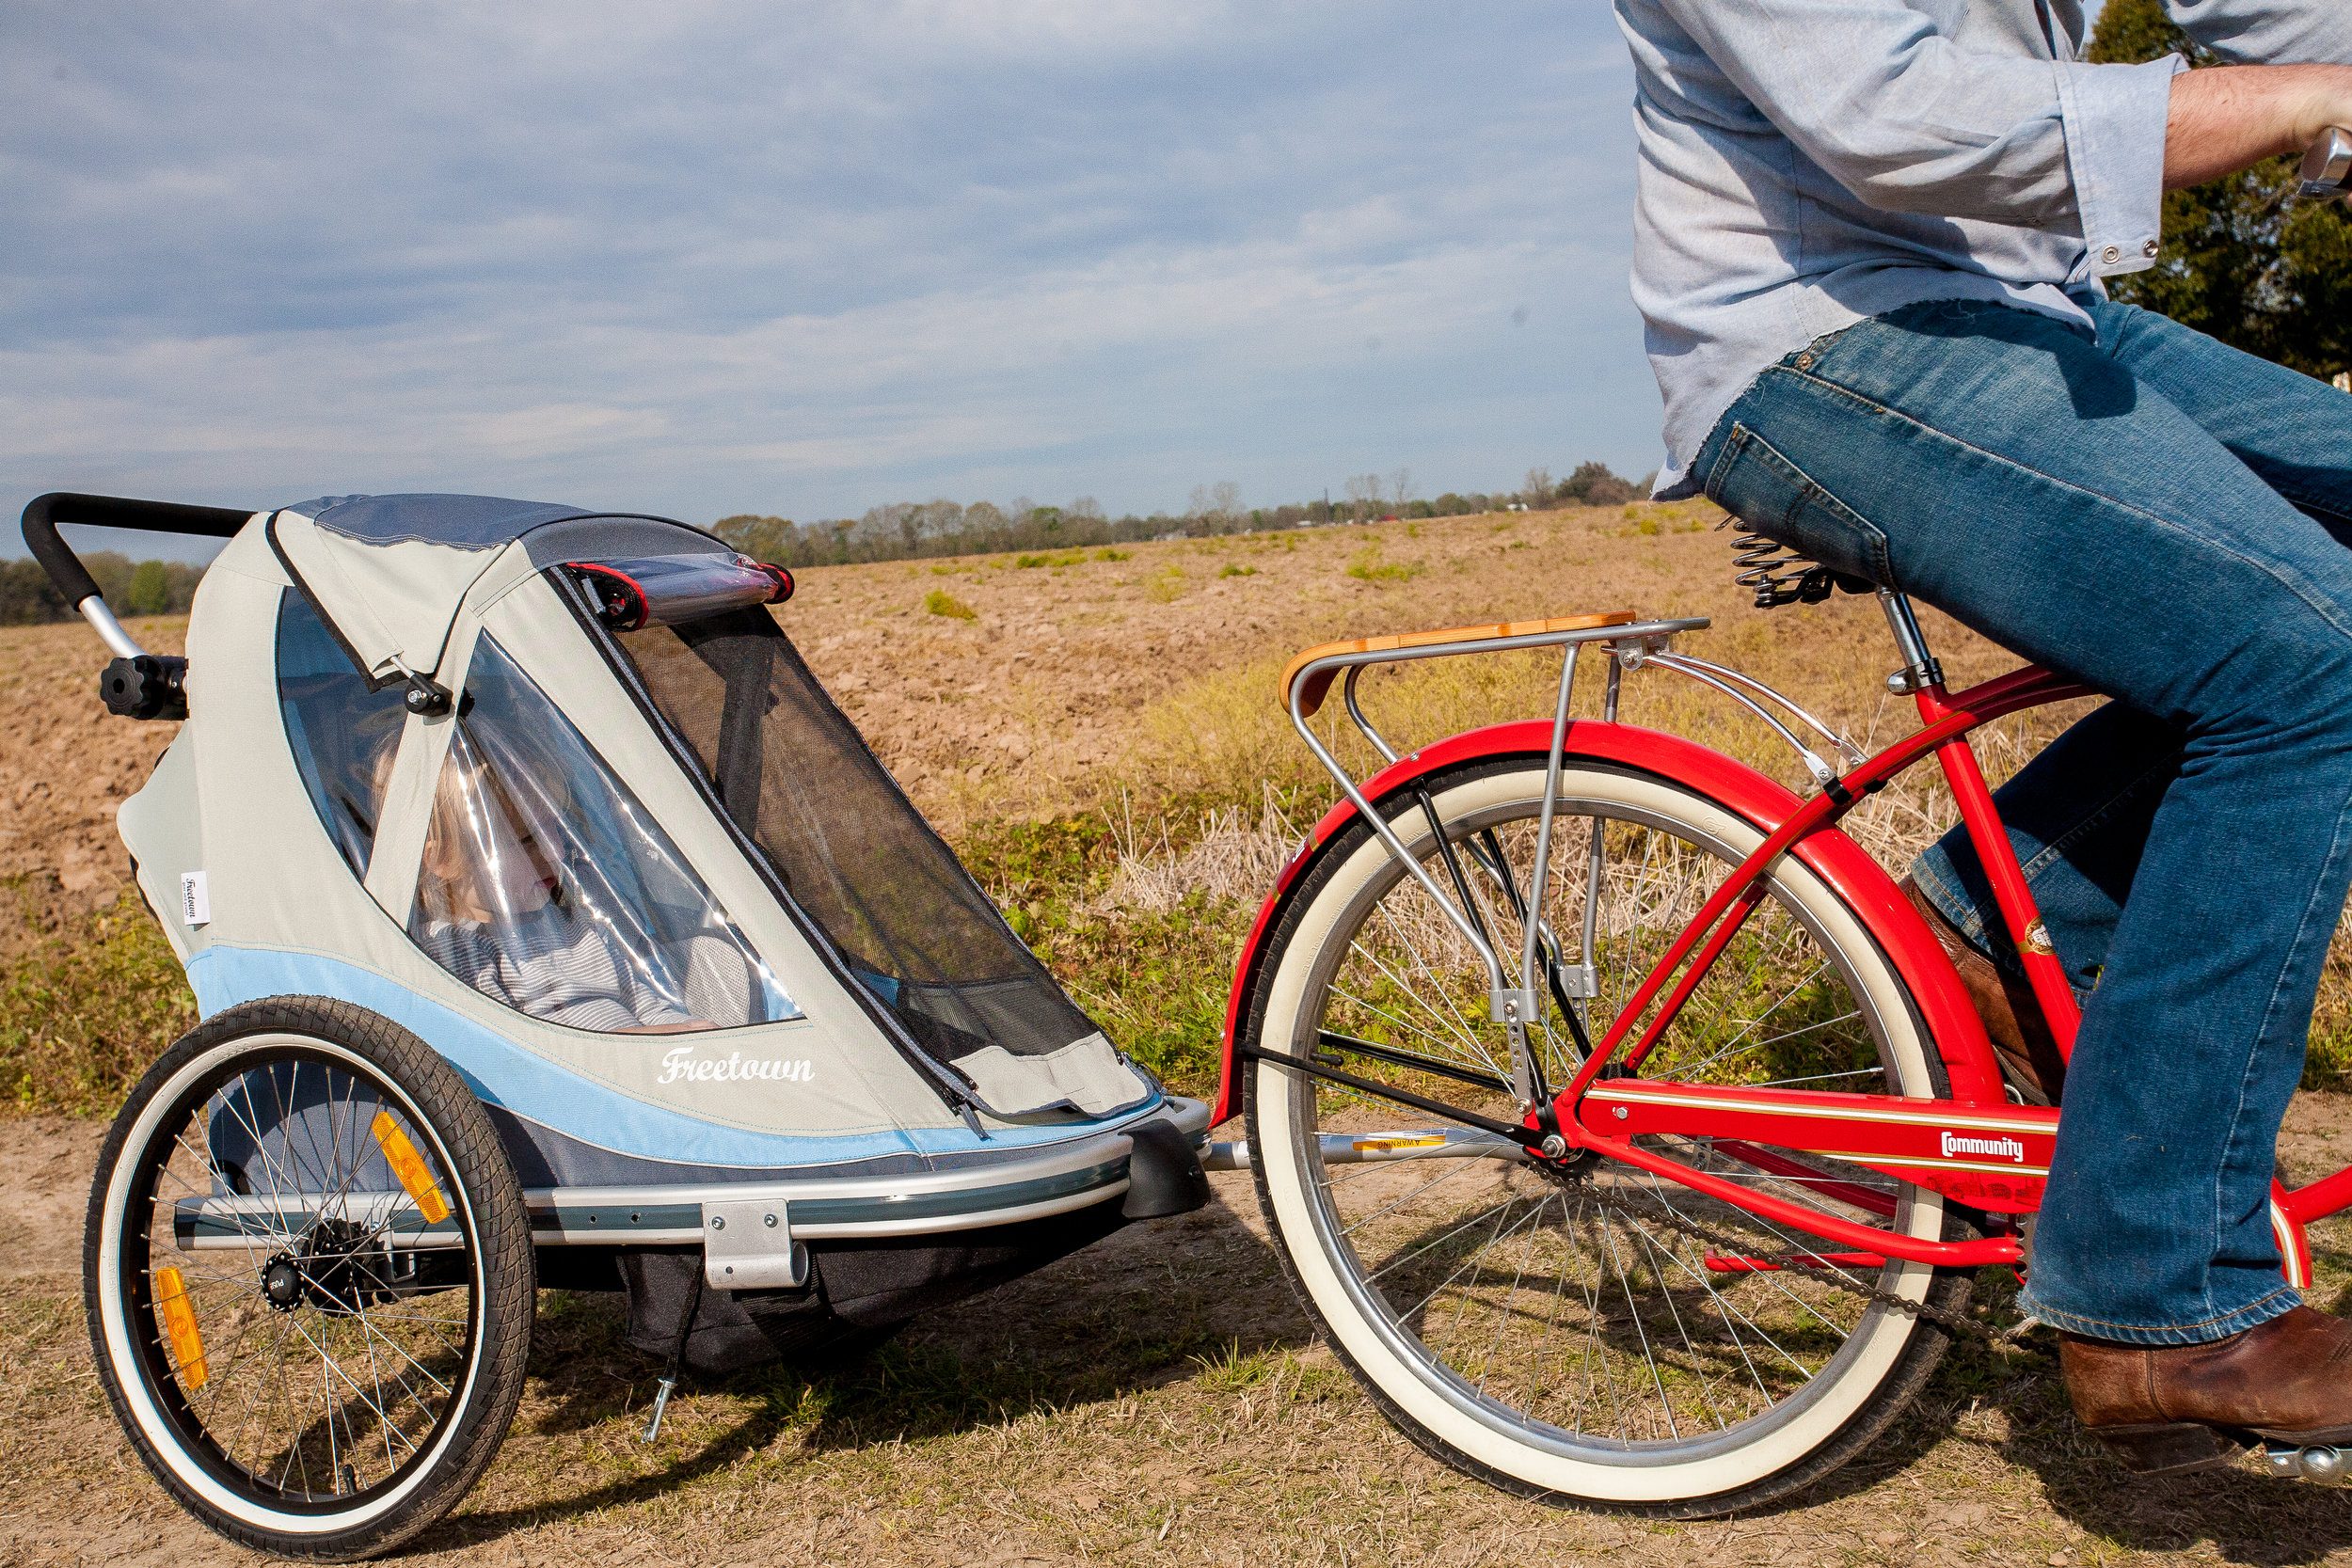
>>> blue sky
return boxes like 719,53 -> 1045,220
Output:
5,2 -> 1652,560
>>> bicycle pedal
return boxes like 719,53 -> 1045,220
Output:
2263,1442 -> 2349,1484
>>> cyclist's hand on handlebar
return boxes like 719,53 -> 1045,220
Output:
2302,126 -> 2352,202
2166,65 -> 2352,192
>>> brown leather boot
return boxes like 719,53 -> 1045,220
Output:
1900,878 -> 2067,1105
2062,1307 -> 2352,1475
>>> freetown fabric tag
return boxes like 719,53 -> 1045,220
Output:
181,871 -> 211,927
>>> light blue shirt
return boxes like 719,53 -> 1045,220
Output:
1621,1 -> 2352,496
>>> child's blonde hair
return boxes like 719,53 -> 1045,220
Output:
373,724 -> 575,924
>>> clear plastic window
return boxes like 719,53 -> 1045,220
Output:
408,634 -> 791,1034
276,590 -> 409,877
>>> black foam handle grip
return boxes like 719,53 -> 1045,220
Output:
22,492 -> 255,609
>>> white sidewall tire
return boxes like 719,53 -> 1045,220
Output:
1248,762 -> 1946,1507
89,1022 -> 508,1543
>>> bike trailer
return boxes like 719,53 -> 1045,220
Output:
33,491 -> 1208,1557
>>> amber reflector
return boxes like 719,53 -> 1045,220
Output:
371,1111 -> 452,1226
153,1266 -> 207,1390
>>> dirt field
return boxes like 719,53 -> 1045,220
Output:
0,500 -> 2031,926
10,505 -> 2352,1565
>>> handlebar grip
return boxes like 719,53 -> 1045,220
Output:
24,494 -> 102,607
21,492 -> 255,609
2301,127 -> 2352,200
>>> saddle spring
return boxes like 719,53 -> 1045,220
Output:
1723,519 -> 1872,610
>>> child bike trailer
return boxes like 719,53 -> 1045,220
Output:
26,491 -> 1211,1560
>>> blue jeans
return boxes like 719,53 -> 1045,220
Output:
1689,298 -> 2352,1346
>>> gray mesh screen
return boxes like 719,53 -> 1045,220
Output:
611,606 -> 1101,1064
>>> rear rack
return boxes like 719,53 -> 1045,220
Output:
1283,610 -> 1867,1109
1285,614 -> 1706,1102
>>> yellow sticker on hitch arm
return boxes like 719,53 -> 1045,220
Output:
371,1111 -> 452,1226
153,1266 -> 207,1390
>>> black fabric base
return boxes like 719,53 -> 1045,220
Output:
605,1196 -> 1134,1376
532,1245 -> 625,1294
618,1249 -> 777,1375
799,1197 -> 1133,1329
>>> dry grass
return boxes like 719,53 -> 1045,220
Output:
13,1113 -> 2352,1568
1100,789 -> 1299,913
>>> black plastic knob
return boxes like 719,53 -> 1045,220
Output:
98,655 -> 188,721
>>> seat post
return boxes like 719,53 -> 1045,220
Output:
1878,590 -> 1946,694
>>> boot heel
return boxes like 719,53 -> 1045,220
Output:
2092,1422 -> 2246,1477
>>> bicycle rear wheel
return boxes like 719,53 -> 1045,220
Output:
1242,756 -> 1968,1514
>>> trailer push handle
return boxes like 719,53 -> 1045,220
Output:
21,492 -> 254,719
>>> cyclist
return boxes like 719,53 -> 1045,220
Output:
1618,1 -> 2352,1474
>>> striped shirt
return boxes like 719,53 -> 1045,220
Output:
415,905 -> 753,1033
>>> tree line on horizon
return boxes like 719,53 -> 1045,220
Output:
0,462 -> 1643,624
715,459 -> 1650,570
0,551 -> 205,626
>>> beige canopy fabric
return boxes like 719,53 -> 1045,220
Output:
119,495 -> 1163,1174
263,493 -> 737,689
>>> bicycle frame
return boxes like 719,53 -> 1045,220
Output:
1225,591 -> 2352,1279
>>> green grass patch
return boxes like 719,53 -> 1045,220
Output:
1217,564 -> 1256,578
956,816 -> 1242,1095
923,588 -> 977,620
1344,546 -> 1420,582
1189,1340 -> 1289,1392
1015,549 -> 1087,569
1,884 -> 195,1114
1092,547 -> 1131,562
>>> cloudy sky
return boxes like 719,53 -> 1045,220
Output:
4,2 -> 1651,557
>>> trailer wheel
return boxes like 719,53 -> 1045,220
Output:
86,997 -> 532,1560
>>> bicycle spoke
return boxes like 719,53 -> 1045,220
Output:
1474,1188 -> 1555,1395
1519,1186 -> 1581,1427
1626,1217 -> 1729,1431
1351,914 -> 1501,1076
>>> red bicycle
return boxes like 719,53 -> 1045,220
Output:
1208,570 -> 2352,1514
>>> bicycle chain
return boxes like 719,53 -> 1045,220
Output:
1562,1171 -> 2010,1344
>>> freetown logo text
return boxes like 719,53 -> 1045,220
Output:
660,1046 -> 814,1085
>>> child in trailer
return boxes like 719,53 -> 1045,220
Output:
399,636 -> 785,1037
